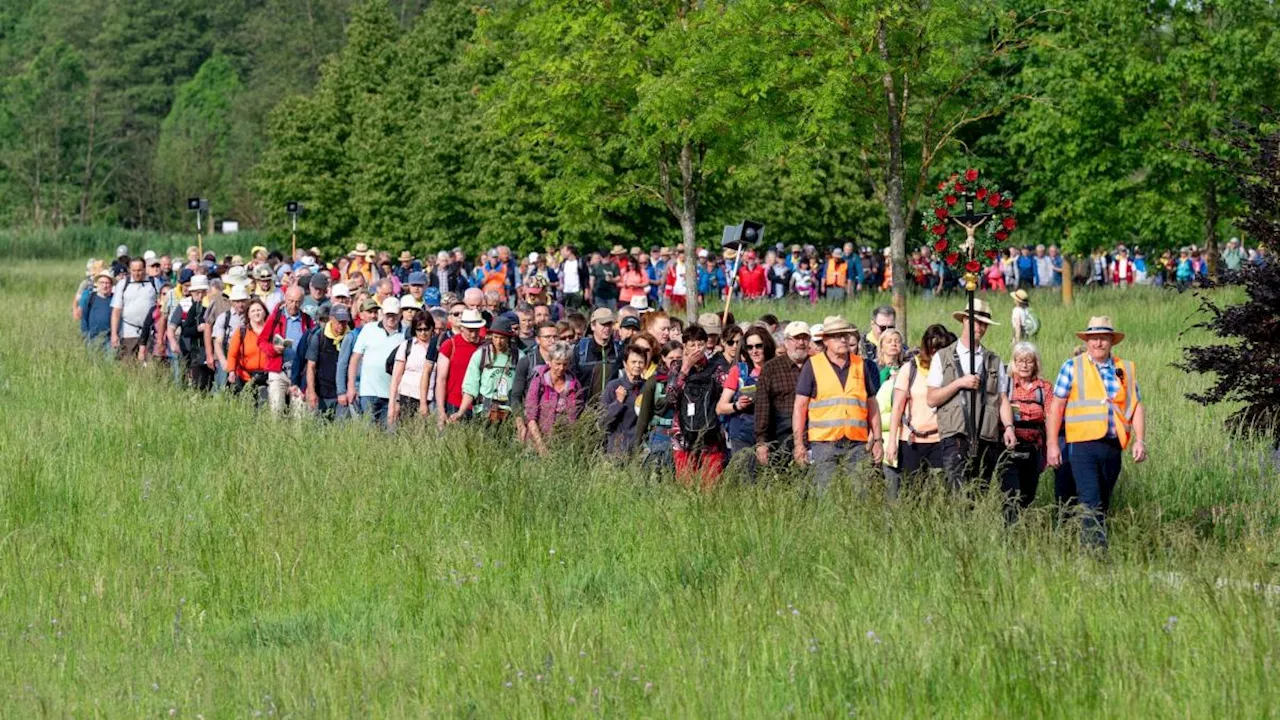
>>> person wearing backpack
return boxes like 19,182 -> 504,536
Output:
305,304 -> 353,420
668,324 -> 729,490
174,274 -> 215,392
716,325 -> 775,481
570,308 -> 622,404
80,270 -> 116,355
1006,342 -> 1054,516
1010,289 -> 1039,344
457,314 -> 520,429
792,316 -> 883,494
387,313 -> 438,428
348,297 -> 405,428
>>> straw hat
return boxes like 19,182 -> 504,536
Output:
1009,289 -> 1030,305
820,315 -> 856,336
399,295 -> 422,311
950,298 -> 1000,326
628,295 -> 652,313
459,308 -> 486,329
1075,316 -> 1125,344
398,250 -> 414,262
188,275 -> 211,292
610,245 -> 626,256
223,265 -> 250,287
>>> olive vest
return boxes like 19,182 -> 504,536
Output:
935,341 -> 1004,443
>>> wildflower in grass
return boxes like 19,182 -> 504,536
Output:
866,630 -> 881,644
1164,616 -> 1178,633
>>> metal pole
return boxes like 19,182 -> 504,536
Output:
721,250 -> 744,327
196,211 -> 203,260
291,213 -> 298,261
966,284 -> 977,456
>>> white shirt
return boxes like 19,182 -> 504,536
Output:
562,258 -> 581,294
353,323 -> 404,399
211,309 -> 244,350
110,279 -> 157,338
927,341 -> 1009,397
672,262 -> 687,295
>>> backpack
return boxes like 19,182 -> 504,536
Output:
679,362 -> 722,448
384,335 -> 415,376
1021,307 -> 1040,338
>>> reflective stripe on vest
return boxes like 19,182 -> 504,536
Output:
807,353 -> 869,442
825,259 -> 847,288
1064,355 -> 1135,449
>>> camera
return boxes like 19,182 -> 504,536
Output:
286,201 -> 304,214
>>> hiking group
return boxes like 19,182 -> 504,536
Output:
75,241 -> 1149,547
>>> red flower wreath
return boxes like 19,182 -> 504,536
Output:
924,168 -> 1017,268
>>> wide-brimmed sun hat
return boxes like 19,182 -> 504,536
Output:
1075,316 -> 1125,344
1009,289 -> 1030,305
820,315 -> 856,336
951,298 -> 1000,326
459,308 -> 487,329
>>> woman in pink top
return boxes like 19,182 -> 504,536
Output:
524,341 -> 583,455
885,323 -> 956,497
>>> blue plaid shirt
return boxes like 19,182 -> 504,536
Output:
1053,356 -> 1141,438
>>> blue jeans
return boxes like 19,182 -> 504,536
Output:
809,439 -> 867,496
1064,439 -> 1122,547
314,397 -> 339,420
361,396 -> 390,428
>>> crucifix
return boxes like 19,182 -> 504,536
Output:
948,195 -> 993,457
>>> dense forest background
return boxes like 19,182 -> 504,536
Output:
2,0 -> 1277,259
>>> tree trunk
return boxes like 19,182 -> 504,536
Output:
1205,178 -> 1219,281
679,141 -> 700,323
878,20 -> 909,340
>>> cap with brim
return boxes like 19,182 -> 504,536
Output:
310,272 -> 330,289
820,315 -> 856,336
94,270 -> 115,283
115,244 -> 129,257
399,296 -> 422,310
407,271 -> 427,285
188,275 -> 210,292
380,297 -> 401,315
619,316 -> 641,331
399,251 -> 414,262
610,245 -> 626,256
331,305 -> 353,323
331,283 -> 351,298
1010,289 -> 1029,305
253,265 -> 274,280
590,307 -> 615,325
178,268 -> 195,284
143,250 -> 157,262
810,324 -> 824,340
251,245 -> 267,257
950,298 -> 1000,326
783,320 -> 812,339
361,299 -> 381,313
1075,316 -> 1125,344
627,295 -> 652,313
697,312 -> 723,336
227,285 -> 251,302
459,309 -> 486,329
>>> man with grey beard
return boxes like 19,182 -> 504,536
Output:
752,321 -> 813,469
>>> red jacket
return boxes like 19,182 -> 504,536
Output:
737,263 -> 767,299
257,303 -> 316,373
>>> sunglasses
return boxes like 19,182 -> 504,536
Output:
724,339 -> 740,346
450,311 -> 463,317
416,327 -> 431,334
746,343 -> 765,350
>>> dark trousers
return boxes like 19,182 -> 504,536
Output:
187,362 -> 214,393
563,292 -> 586,310
892,440 -> 945,498
1062,439 -> 1123,547
1008,443 -> 1043,509
941,435 -> 1011,493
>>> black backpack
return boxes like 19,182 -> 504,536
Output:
678,362 -> 721,448
384,335 -> 414,376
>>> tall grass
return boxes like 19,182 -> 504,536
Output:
1,259 -> 1278,716
0,226 -> 268,260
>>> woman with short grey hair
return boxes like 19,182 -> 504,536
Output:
1006,341 -> 1053,514
524,341 -> 583,455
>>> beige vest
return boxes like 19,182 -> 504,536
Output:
935,341 -> 1003,442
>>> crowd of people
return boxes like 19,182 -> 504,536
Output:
74,240 -> 1153,547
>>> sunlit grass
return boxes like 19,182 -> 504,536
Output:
1,259 -> 1277,716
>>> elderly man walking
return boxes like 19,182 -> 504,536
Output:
926,299 -> 1017,491
754,321 -> 811,470
259,286 -> 315,416
1045,316 -> 1147,547
792,316 -> 883,493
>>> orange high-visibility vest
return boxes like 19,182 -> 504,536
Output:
1064,354 -> 1136,449
825,259 -> 847,288
482,264 -> 507,298
807,352 -> 869,443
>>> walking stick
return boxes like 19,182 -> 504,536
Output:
951,207 -> 989,459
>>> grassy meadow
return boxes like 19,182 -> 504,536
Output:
1,257 -> 1279,717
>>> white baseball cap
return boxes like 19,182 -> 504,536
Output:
331,282 -> 351,298
380,297 -> 401,315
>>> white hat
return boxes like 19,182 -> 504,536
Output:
697,248 -> 709,258
143,250 -> 157,263
529,252 -> 540,263
227,284 -> 251,302
399,295 -> 422,310
223,265 -> 250,286
115,244 -> 129,258
301,256 -> 318,268
380,297 -> 401,315
783,320 -> 812,339
188,275 -> 210,292
331,282 -> 351,298
628,295 -> 652,313
809,323 -> 824,341
459,308 -> 486,329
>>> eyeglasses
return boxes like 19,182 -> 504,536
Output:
450,311 -> 463,317
746,343 -> 765,350
559,334 -> 574,341
416,327 -> 431,334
